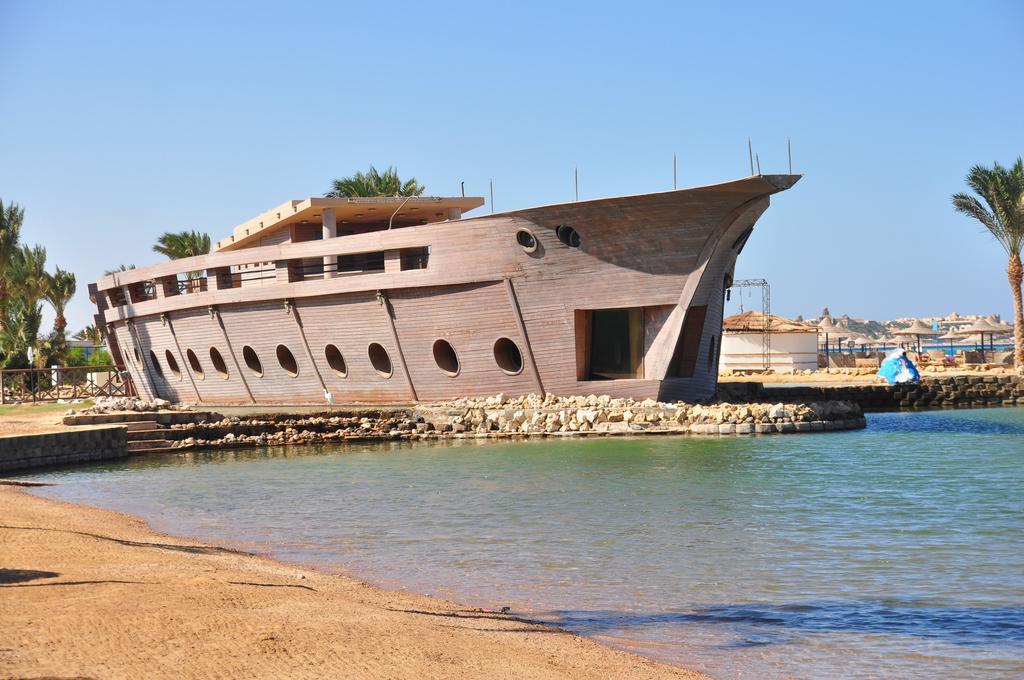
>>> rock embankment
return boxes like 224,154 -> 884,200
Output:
165,394 -> 865,450
68,397 -> 192,415
421,393 -> 865,436
169,413 -> 427,449
719,375 -> 1024,411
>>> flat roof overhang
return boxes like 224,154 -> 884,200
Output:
216,195 -> 486,252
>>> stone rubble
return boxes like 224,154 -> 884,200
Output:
67,397 -> 191,416
166,393 -> 866,450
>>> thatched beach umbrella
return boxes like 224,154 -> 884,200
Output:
938,330 -> 961,353
957,318 -> 1005,362
843,331 -> 868,352
877,335 -> 898,350
893,320 -> 940,354
816,317 -> 846,367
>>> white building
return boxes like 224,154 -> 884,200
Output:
720,311 -> 819,372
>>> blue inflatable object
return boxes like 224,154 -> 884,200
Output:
877,348 -> 920,384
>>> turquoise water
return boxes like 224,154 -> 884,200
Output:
27,408 -> 1024,679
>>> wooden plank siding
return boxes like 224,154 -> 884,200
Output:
99,176 -> 799,404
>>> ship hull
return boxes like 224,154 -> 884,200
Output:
93,175 -> 799,405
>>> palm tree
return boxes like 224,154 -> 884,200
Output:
0,296 -> 42,368
74,324 -> 104,345
104,264 -> 136,275
153,230 -> 210,259
9,244 -> 50,307
952,158 -> 1024,372
0,198 -> 24,322
325,165 -> 425,198
153,231 -> 210,281
45,267 -> 76,335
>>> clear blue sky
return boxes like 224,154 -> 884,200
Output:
2,0 -> 1022,333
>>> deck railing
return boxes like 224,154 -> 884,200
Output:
0,365 -> 136,404
101,245 -> 432,309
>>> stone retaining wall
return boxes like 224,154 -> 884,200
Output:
718,375 -> 1024,411
162,396 -> 867,450
0,426 -> 128,473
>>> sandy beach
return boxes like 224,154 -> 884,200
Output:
0,484 -> 703,679
0,402 -> 81,436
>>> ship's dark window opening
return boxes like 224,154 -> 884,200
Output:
432,339 -> 460,377
149,350 -> 164,378
276,345 -> 299,377
209,347 -> 229,379
582,308 -> 644,380
242,345 -> 263,377
516,229 -> 538,253
108,288 -> 128,307
555,225 -> 581,248
368,342 -> 393,378
400,247 -> 430,270
337,252 -> 386,274
708,334 -> 718,371
130,281 -> 156,302
325,344 -> 347,377
668,305 -> 707,378
493,337 -> 524,375
186,348 -> 204,379
134,347 -> 142,365
165,349 -> 182,381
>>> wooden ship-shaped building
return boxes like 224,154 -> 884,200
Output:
90,175 -> 800,404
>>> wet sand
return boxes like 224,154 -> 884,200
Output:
0,485 -> 703,679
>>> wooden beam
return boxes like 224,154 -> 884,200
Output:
378,290 -> 418,402
287,300 -> 329,400
504,278 -> 545,395
124,320 -> 159,401
164,314 -> 203,404
210,306 -> 256,404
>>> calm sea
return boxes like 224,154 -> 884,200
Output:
28,408 -> 1024,679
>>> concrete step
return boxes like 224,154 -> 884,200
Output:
127,439 -> 173,451
124,420 -> 160,432
125,427 -> 166,439
64,411 -> 219,427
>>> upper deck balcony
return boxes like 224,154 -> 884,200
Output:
215,196 -> 485,252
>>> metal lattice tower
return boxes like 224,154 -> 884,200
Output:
730,278 -> 771,370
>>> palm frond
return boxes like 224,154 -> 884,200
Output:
325,165 -> 426,197
953,158 -> 1024,257
153,230 -> 211,259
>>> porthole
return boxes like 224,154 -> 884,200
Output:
515,228 -> 538,253
242,345 -> 263,377
276,344 -> 299,377
186,348 -> 204,379
493,337 -> 524,375
149,350 -> 164,378
555,224 -> 581,248
209,347 -> 229,380
432,339 -> 460,377
164,349 -> 182,381
325,344 -> 347,378
368,342 -> 393,378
